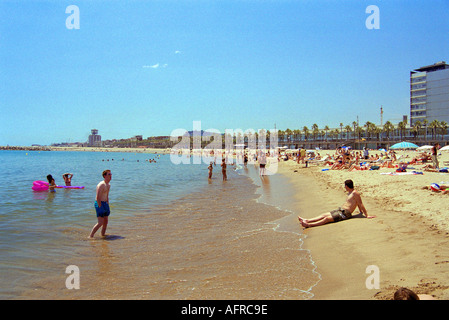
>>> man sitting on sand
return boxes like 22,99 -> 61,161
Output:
298,179 -> 375,228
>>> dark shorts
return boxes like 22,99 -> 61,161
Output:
95,201 -> 110,217
330,208 -> 352,222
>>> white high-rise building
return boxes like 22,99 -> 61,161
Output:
410,61 -> 449,126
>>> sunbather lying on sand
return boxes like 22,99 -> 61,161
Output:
422,164 -> 449,173
349,162 -> 371,171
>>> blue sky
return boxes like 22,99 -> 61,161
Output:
1,0 -> 448,145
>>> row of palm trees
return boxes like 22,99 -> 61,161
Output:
277,119 -> 449,143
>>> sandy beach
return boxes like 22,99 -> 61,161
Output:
276,150 -> 449,300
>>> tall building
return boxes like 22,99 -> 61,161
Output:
88,129 -> 102,147
410,61 -> 449,126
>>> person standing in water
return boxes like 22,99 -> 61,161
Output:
208,162 -> 213,179
89,170 -> 112,238
47,174 -> 56,192
62,173 -> 73,186
221,158 -> 227,181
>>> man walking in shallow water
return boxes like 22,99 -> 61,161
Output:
298,179 -> 375,228
89,170 -> 112,238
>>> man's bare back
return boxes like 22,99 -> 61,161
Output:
341,189 -> 363,214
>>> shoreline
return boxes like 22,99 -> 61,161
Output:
49,146 -> 171,154
276,158 -> 449,300
0,146 -> 171,154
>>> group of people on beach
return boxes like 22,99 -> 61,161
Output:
285,143 -> 444,174
207,150 -> 271,181
313,146 -> 400,171
295,143 -> 445,229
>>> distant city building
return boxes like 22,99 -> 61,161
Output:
410,61 -> 449,126
88,129 -> 102,147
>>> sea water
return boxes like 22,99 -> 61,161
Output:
0,150 -> 320,299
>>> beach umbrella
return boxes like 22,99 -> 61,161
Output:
390,141 -> 419,149
439,145 -> 449,152
416,145 -> 433,151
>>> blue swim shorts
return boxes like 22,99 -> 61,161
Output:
94,201 -> 110,217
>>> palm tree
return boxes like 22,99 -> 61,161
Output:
383,121 -> 394,140
440,121 -> 448,139
398,121 -> 407,141
324,125 -> 330,141
332,129 -> 339,141
293,129 -> 301,142
312,124 -> 319,141
320,129 -> 326,142
413,121 -> 422,140
303,126 -> 309,141
339,123 -> 344,140
329,129 -> 335,141
430,120 -> 439,140
374,127 -> 382,140
285,128 -> 292,142
278,130 -> 285,143
423,119 -> 428,141
411,123 -> 420,139
344,125 -> 352,141
364,121 -> 375,140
